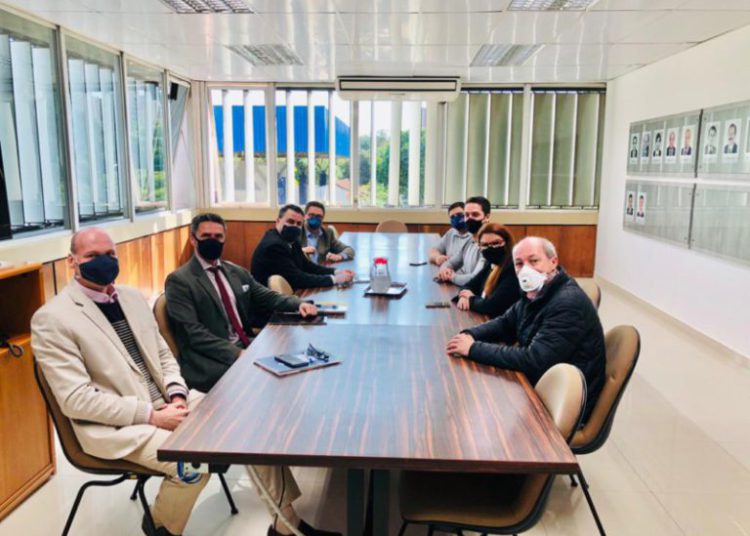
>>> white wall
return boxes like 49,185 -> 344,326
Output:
597,25 -> 750,358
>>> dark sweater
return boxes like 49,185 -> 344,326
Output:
251,229 -> 335,289
454,263 -> 521,318
463,268 -> 605,421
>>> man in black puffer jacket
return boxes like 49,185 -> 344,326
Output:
446,236 -> 605,421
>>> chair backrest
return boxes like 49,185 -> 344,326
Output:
375,220 -> 408,233
571,325 -> 640,454
34,361 -> 155,475
328,224 -> 339,239
268,274 -> 294,295
575,278 -> 602,309
508,363 -> 587,533
153,293 -> 180,360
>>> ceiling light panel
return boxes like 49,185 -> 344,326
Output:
159,0 -> 254,14
228,44 -> 303,66
509,0 -> 597,10
471,44 -> 544,66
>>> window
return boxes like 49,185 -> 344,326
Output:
444,89 -> 524,207
126,60 -> 167,213
65,36 -> 127,222
168,80 -> 196,210
0,9 -> 68,239
211,88 -> 269,204
528,88 -> 604,208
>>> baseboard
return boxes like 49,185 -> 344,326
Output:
593,275 -> 749,367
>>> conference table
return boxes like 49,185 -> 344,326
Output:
158,232 -> 577,535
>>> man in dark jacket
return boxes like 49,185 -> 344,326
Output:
251,204 -> 353,289
165,213 -> 318,392
446,236 -> 605,420
300,201 -> 355,264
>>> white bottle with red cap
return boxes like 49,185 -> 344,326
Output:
370,257 -> 392,293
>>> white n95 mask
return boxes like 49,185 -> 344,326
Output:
518,265 -> 547,293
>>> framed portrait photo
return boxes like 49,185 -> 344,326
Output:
722,118 -> 741,162
679,125 -> 695,163
703,121 -> 720,163
665,127 -> 679,163
629,132 -> 640,163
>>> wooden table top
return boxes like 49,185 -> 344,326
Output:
158,232 -> 577,473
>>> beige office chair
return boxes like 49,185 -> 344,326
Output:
576,278 -> 602,309
398,363 -> 604,536
375,219 -> 408,233
151,293 -> 239,514
153,293 -> 180,357
568,326 -> 640,531
35,362 -> 163,536
268,274 -> 294,295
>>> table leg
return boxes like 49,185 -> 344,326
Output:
347,469 -> 365,536
372,470 -> 390,536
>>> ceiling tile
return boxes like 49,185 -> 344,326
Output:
554,10 -> 665,43
484,12 -> 583,44
530,43 -> 690,66
0,0 -> 91,13
620,10 -> 750,43
679,0 -> 750,10
591,0 -> 684,10
246,0 -> 337,13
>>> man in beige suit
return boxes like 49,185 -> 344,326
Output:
31,228 -> 339,536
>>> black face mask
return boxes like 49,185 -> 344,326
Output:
78,254 -> 120,286
481,247 -> 506,266
196,237 -> 224,261
466,218 -> 483,235
280,225 -> 301,243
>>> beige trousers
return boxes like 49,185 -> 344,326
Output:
123,391 -> 301,534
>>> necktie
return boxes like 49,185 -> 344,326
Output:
207,266 -> 251,347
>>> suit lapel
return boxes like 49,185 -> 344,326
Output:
66,285 -> 142,375
189,256 -> 229,323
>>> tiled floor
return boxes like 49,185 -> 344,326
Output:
2,278 -> 749,535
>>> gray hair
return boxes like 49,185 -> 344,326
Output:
512,236 -> 558,260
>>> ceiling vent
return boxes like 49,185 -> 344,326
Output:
159,0 -> 254,14
228,44 -> 303,66
471,44 -> 544,66
508,0 -> 598,10
336,76 -> 461,102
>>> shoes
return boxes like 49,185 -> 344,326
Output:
142,514 -> 180,536
267,519 -> 342,536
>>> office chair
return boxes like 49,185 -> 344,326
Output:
375,220 -> 408,233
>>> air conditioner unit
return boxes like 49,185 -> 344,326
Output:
336,76 -> 461,102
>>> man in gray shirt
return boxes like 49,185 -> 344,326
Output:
436,196 -> 491,287
428,201 -> 472,266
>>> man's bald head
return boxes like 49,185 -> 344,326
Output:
70,227 -> 116,255
512,236 -> 559,279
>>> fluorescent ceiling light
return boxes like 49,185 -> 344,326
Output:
508,0 -> 598,10
159,0 -> 254,14
471,44 -> 544,66
228,45 -> 303,66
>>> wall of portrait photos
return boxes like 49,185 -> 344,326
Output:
623,98 -> 750,266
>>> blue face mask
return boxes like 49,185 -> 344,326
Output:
306,216 -> 322,230
78,254 -> 120,286
450,214 -> 467,231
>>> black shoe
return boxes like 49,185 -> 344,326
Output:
267,519 -> 342,536
142,514 -> 180,536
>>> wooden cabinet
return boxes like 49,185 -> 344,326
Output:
0,263 -> 55,521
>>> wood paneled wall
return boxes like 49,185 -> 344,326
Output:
42,226 -> 194,300
39,222 -> 596,300
220,221 -> 597,277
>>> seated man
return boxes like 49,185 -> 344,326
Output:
165,213 -> 317,392
446,236 -> 605,420
300,201 -> 355,264
436,196 -> 490,286
32,228 -> 338,536
427,201 -> 472,266
251,204 -> 353,289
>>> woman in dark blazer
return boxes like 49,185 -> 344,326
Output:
454,223 -> 520,318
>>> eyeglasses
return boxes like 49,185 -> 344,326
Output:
306,343 -> 330,363
478,242 -> 505,251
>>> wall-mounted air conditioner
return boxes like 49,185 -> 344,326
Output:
336,76 -> 461,102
